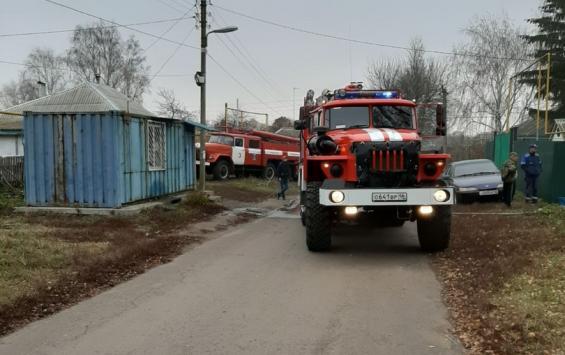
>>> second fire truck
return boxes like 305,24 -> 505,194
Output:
196,129 -> 300,180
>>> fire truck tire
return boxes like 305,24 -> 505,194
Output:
263,162 -> 276,180
212,160 -> 230,180
417,206 -> 451,252
305,182 -> 332,251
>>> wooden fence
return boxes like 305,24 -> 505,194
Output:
0,156 -> 24,187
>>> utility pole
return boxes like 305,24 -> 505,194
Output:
195,4 -> 237,191
198,0 -> 208,192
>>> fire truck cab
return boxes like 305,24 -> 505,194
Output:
295,84 -> 454,252
196,129 -> 299,180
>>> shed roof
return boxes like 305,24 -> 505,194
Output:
0,82 -> 156,130
0,114 -> 23,130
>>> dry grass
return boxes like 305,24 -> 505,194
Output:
0,191 -> 224,335
208,177 -> 299,202
434,200 -> 565,354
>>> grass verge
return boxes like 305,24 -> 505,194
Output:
0,192 -> 224,336
208,177 -> 299,202
433,200 -> 564,354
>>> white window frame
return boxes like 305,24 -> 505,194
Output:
147,120 -> 166,171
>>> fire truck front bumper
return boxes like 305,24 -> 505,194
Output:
195,160 -> 210,166
319,187 -> 455,206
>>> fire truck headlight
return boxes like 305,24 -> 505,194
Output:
424,162 -> 437,176
330,190 -> 345,203
418,205 -> 434,215
433,189 -> 449,202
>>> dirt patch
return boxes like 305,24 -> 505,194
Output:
209,183 -> 272,202
0,193 -> 225,336
433,201 -> 564,354
208,177 -> 299,203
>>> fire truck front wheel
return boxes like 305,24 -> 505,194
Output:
417,206 -> 452,252
212,160 -> 231,180
305,182 -> 332,251
263,162 -> 276,180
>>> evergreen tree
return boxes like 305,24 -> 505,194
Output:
521,0 -> 565,115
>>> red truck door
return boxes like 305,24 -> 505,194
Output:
246,138 -> 262,167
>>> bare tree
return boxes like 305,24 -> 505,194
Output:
367,38 -> 447,103
66,22 -> 150,101
22,48 -> 68,95
1,48 -> 69,107
450,15 -> 533,133
0,79 -> 38,108
155,88 -> 194,119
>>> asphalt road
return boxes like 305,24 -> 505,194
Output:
0,208 -> 461,355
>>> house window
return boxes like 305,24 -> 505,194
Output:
147,121 -> 166,170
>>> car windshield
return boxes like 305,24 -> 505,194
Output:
208,135 -> 234,145
373,105 -> 414,129
453,161 -> 499,177
326,106 -> 369,129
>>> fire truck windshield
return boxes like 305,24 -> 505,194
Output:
208,135 -> 234,145
326,106 -> 369,129
372,105 -> 413,129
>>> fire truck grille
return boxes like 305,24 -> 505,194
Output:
352,141 -> 420,187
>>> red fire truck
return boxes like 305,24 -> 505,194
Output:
196,129 -> 300,180
295,83 -> 454,252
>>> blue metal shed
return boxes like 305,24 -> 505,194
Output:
22,82 -> 201,208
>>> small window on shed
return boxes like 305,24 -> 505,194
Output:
147,121 -> 166,170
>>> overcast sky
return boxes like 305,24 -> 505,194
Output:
0,0 -> 539,122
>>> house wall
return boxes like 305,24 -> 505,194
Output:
0,135 -> 24,157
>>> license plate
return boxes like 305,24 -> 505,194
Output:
372,192 -> 408,202
479,189 -> 498,196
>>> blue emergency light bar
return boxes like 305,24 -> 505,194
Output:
333,89 -> 400,100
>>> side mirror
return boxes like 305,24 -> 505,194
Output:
294,120 -> 307,130
435,104 -> 446,136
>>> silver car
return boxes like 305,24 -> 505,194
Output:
443,159 -> 503,203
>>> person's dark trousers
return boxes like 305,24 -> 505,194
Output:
278,178 -> 289,200
525,174 -> 539,202
503,182 -> 514,206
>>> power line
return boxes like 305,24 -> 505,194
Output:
0,16 -> 193,38
43,0 -> 199,50
207,53 -> 284,117
144,5 -> 196,52
211,10 -> 284,96
212,4 -> 531,62
149,27 -> 195,82
210,23 -> 283,106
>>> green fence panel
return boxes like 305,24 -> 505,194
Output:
493,133 -> 511,169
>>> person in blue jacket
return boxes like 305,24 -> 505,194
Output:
520,144 -> 542,203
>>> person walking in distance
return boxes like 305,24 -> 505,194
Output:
276,156 -> 290,200
501,152 -> 519,207
520,144 -> 543,203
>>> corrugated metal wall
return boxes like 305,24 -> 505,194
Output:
120,117 -> 194,204
24,112 -> 195,208
24,112 -> 121,207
